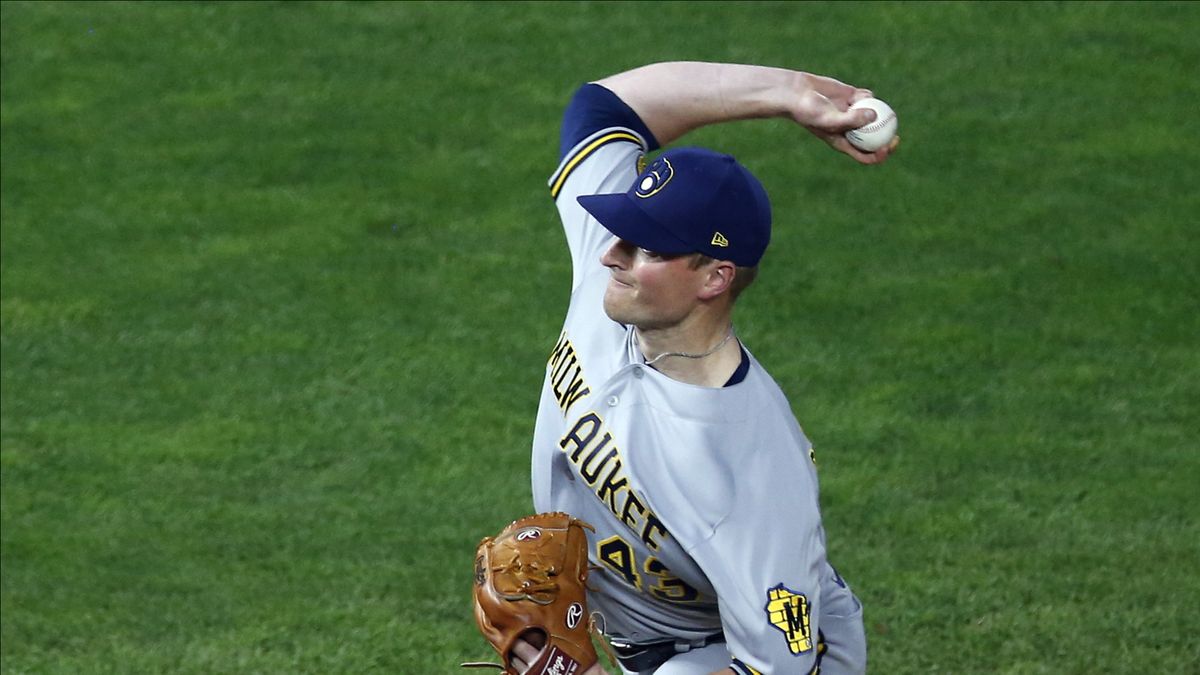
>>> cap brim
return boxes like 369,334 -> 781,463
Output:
577,193 -> 694,255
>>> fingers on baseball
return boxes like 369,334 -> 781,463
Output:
832,136 -> 886,165
827,136 -> 873,162
853,108 -> 878,127
820,106 -> 874,132
857,135 -> 900,164
845,88 -> 875,107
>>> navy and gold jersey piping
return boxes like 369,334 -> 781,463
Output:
730,630 -> 826,675
730,658 -> 762,675
548,126 -> 648,200
548,82 -> 658,201
557,82 -> 659,160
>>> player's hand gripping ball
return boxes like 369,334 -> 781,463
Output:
845,97 -> 898,152
464,513 -> 598,675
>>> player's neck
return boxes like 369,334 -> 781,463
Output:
635,319 -> 741,388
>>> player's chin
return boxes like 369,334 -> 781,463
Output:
602,291 -> 634,325
601,298 -> 626,324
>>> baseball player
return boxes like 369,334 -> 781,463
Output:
524,61 -> 895,675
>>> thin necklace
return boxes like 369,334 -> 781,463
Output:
642,326 -> 735,367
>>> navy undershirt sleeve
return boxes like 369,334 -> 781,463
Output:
558,83 -> 660,162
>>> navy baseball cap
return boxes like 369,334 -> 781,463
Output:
577,147 -> 772,267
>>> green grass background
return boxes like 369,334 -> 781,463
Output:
2,1 -> 1197,672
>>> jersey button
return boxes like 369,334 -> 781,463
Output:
607,395 -> 619,406
633,368 -> 644,379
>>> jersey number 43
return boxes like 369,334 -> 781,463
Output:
597,535 -> 701,603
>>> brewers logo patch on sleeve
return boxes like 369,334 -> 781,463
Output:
764,584 -> 813,654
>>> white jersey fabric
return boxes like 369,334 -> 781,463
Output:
532,94 -> 866,675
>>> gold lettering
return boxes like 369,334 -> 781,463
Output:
548,332 -> 571,368
580,446 -> 618,485
641,513 -> 668,551
619,490 -> 646,530
558,412 -> 672,552
557,365 -> 591,414
559,413 -> 601,460
596,460 -> 629,513
548,333 -> 591,414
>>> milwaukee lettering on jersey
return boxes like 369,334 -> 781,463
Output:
559,411 -> 669,551
548,332 -> 591,415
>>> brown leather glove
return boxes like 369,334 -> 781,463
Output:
465,513 -> 597,674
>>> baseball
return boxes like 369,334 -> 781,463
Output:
845,98 -> 898,152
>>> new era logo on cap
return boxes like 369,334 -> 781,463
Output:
577,147 -> 771,267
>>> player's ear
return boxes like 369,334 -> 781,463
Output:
698,261 -> 735,300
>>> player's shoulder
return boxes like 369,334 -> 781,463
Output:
556,83 -> 659,162
548,83 -> 659,202
741,351 -> 797,412
723,356 -> 815,474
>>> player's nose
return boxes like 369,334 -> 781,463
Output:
600,239 -> 634,269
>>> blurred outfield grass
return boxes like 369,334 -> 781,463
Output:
2,1 -> 1198,673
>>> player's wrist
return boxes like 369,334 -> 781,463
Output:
778,70 -> 822,122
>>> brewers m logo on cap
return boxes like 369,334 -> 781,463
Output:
634,156 -> 674,199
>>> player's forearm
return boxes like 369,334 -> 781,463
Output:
594,61 -> 806,146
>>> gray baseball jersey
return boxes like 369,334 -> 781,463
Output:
531,84 -> 866,675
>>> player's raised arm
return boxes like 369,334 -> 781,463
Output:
595,61 -> 896,164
